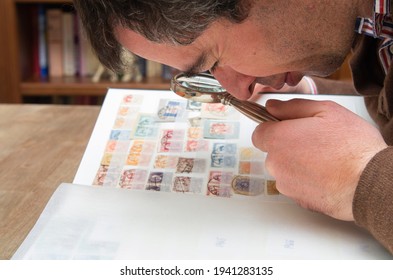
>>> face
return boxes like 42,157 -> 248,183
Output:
115,1 -> 355,100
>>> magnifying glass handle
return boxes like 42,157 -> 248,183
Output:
219,93 -> 280,123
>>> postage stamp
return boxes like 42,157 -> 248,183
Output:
238,161 -> 265,175
118,168 -> 148,189
113,117 -> 136,130
187,127 -> 203,139
212,143 -> 237,154
203,120 -> 240,139
93,164 -> 109,185
185,139 -> 210,152
188,117 -> 203,127
146,171 -> 173,192
109,130 -> 132,141
101,172 -> 121,188
117,106 -> 138,118
105,140 -> 118,153
201,103 -> 237,119
105,140 -> 130,154
208,171 -> 233,185
100,153 -> 113,166
160,129 -> 185,140
153,155 -> 179,169
239,147 -> 265,161
156,99 -> 187,122
158,129 -> 185,153
210,142 -> 237,168
172,176 -> 204,193
186,100 -> 202,111
207,183 -> 232,197
231,175 -> 264,196
126,140 -> 156,166
93,165 -> 121,187
129,140 -> 156,154
158,140 -> 184,153
134,114 -> 158,138
265,180 -> 280,195
175,157 -> 207,173
211,154 -> 237,168
207,171 -> 233,197
121,94 -> 143,105
126,153 -> 153,166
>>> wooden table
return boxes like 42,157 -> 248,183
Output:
0,104 -> 100,259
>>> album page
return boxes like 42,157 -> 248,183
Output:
13,89 -> 391,259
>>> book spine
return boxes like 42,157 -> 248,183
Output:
138,57 -> 147,78
38,5 -> 48,79
46,9 -> 63,77
73,13 -> 80,77
162,64 -> 179,80
30,5 -> 40,79
62,11 -> 76,76
146,60 -> 163,79
77,16 -> 99,77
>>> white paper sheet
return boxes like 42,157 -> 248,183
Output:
12,183 -> 391,259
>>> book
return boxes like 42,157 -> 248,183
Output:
15,4 -> 41,80
137,57 -> 147,77
162,64 -> 180,80
62,11 -> 76,76
77,17 -> 99,77
37,5 -> 48,78
146,60 -> 163,79
12,89 -> 391,259
73,12 -> 80,77
46,8 -> 63,77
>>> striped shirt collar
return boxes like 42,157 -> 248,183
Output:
355,0 -> 393,74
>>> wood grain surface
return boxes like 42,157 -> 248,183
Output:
0,104 -> 100,259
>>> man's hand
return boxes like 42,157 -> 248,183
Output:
252,99 -> 387,221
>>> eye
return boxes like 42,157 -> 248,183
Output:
209,61 -> 219,74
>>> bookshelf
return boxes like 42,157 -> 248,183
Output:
0,0 -> 352,104
0,0 -> 171,104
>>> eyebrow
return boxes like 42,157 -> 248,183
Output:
183,52 -> 208,77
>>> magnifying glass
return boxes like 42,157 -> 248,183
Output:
170,73 -> 279,123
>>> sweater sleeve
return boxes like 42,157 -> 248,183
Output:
353,146 -> 393,254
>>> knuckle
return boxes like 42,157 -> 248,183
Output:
252,123 -> 275,152
321,100 -> 340,111
251,124 -> 264,149
322,100 -> 333,107
264,154 -> 275,177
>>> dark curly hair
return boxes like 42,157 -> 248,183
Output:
73,0 -> 251,72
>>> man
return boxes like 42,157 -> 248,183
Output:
74,0 -> 393,254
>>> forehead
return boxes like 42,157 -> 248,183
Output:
114,25 -> 212,72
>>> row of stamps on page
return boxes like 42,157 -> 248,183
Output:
93,94 -> 278,198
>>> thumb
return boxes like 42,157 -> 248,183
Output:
265,98 -> 334,120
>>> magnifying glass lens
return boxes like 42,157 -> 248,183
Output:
170,72 -> 279,123
175,74 -> 225,93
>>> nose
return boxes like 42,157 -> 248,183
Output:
211,66 -> 255,100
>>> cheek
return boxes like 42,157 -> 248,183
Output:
226,57 -> 281,78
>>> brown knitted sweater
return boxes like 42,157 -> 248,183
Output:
350,34 -> 393,254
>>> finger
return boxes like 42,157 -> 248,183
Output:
265,98 -> 337,120
251,121 -> 276,152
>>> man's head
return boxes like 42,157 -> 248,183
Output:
74,0 -> 250,73
75,0 -> 363,100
